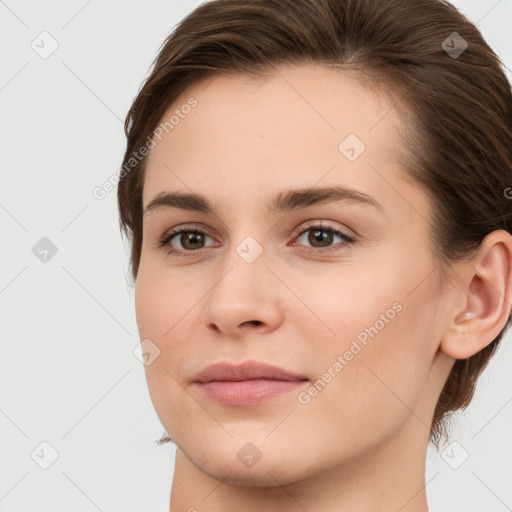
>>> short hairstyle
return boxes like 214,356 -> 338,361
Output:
117,0 -> 512,448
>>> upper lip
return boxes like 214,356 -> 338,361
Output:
193,360 -> 308,383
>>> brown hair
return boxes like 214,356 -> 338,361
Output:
117,0 -> 512,448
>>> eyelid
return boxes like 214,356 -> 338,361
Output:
158,220 -> 356,256
160,220 -> 351,243
291,219 -> 355,239
160,223 -> 218,247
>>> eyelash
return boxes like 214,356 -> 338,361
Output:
156,222 -> 357,258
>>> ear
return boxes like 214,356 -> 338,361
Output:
440,229 -> 512,360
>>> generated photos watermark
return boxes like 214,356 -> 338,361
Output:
297,301 -> 403,405
92,97 -> 198,200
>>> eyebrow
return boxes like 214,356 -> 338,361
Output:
143,185 -> 384,217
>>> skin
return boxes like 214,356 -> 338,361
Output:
134,64 -> 512,512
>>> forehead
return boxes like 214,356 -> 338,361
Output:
142,63 -> 420,216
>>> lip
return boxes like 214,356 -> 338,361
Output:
194,360 -> 308,383
193,360 -> 309,406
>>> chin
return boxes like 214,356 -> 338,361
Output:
193,452 -> 308,488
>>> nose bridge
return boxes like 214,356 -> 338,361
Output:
212,232 -> 269,302
201,231 -> 283,332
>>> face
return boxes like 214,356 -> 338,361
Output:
135,64 -> 454,486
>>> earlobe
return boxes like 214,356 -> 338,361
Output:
439,230 -> 512,361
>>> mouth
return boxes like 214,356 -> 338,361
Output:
193,360 -> 309,406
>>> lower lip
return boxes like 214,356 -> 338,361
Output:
195,379 -> 308,406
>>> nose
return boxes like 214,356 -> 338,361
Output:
201,245 -> 285,337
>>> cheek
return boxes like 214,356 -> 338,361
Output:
300,262 -> 438,432
293,312 -> 432,456
134,268 -> 213,387
134,267 -> 186,337
134,271 -> 183,411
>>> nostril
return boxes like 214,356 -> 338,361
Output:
239,320 -> 263,328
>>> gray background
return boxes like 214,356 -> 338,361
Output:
1,1 -> 511,510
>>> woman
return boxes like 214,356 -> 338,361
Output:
117,0 -> 512,510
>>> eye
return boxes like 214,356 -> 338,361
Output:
157,225 -> 216,257
290,222 -> 356,254
156,221 -> 357,258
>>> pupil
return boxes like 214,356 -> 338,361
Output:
183,232 -> 203,249
310,229 -> 332,247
